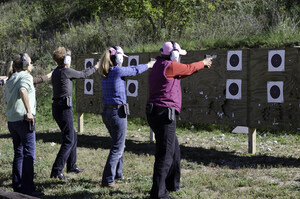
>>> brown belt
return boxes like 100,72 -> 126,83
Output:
103,104 -> 124,109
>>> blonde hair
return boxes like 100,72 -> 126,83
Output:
53,47 -> 71,66
99,50 -> 113,78
7,53 -> 29,78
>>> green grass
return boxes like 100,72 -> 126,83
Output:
0,114 -> 299,199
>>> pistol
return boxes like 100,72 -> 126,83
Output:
204,54 -> 217,68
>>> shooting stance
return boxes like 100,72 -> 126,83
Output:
50,47 -> 99,179
146,41 -> 212,199
99,46 -> 155,187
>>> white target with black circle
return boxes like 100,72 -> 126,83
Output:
128,56 -> 139,66
268,50 -> 285,72
84,79 -> 94,95
267,81 -> 284,103
126,79 -> 138,97
227,51 -> 242,71
226,79 -> 242,100
84,58 -> 94,69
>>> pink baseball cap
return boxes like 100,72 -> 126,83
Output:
109,46 -> 128,57
160,41 -> 187,56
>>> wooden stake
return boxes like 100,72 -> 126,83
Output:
78,113 -> 84,133
248,128 -> 256,154
150,128 -> 154,142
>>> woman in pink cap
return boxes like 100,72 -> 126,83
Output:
98,46 -> 155,188
146,41 -> 212,199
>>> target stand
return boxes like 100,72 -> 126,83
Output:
75,48 -> 300,154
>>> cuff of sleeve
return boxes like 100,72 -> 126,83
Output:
20,87 -> 28,92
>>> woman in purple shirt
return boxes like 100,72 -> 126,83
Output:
98,46 -> 154,188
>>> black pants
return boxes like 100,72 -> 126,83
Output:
146,106 -> 181,199
51,102 -> 77,175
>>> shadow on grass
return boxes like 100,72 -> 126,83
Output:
34,131 -> 155,156
180,145 -> 300,169
34,178 -> 139,199
34,131 -> 300,169
0,178 -> 136,199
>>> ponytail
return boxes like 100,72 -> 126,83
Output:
99,50 -> 113,78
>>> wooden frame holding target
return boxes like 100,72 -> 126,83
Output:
124,53 -> 158,119
248,48 -> 300,130
180,50 -> 248,126
75,55 -> 102,132
76,48 -> 300,154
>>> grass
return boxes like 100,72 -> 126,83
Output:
0,114 -> 299,199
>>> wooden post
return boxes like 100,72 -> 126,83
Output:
150,128 -> 154,142
248,128 -> 256,154
246,49 -> 257,154
78,113 -> 84,133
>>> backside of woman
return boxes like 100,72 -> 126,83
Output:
99,46 -> 154,187
5,53 -> 43,197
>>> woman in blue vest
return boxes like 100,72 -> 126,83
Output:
146,41 -> 212,199
98,46 -> 154,187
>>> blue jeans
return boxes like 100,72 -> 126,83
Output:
101,107 -> 127,185
51,102 -> 77,175
8,120 -> 36,195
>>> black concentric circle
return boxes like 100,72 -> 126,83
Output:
229,83 -> 239,96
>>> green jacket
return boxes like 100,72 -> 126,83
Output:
5,71 -> 36,122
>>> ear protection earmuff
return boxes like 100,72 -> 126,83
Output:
20,53 -> 29,70
112,46 -> 124,66
170,41 -> 180,62
64,49 -> 71,65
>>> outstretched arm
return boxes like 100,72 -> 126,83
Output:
0,76 -> 8,86
33,71 -> 53,84
64,62 -> 99,79
165,58 -> 212,79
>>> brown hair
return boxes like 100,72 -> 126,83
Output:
7,53 -> 29,78
99,50 -> 113,78
53,47 -> 71,66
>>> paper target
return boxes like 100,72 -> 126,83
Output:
268,50 -> 285,72
84,58 -> 94,69
226,79 -> 242,99
84,79 -> 94,95
227,51 -> 242,71
127,79 -> 138,97
267,81 -> 284,103
128,56 -> 139,66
